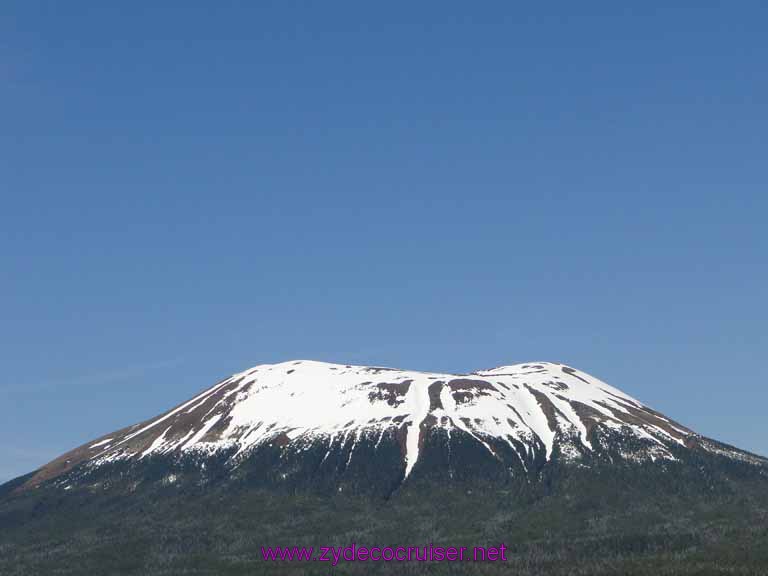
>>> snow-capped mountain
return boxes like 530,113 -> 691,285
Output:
26,360 -> 762,492
6,360 -> 768,576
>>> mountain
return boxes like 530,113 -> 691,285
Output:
20,360 -> 760,493
3,360 -> 768,576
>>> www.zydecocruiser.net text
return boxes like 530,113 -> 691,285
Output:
261,543 -> 508,566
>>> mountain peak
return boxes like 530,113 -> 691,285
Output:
24,359 -> 763,492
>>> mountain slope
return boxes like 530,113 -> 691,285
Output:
22,360 -> 762,494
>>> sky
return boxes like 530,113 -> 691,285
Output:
1,1 -> 766,483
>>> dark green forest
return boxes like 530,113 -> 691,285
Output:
2,452 -> 767,576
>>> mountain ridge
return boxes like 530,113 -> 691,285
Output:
18,359 -> 766,495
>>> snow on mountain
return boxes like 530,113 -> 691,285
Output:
28,359 -> 737,491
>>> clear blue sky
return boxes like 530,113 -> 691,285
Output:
1,1 -> 766,482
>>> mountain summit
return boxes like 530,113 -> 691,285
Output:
24,360 -> 761,493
